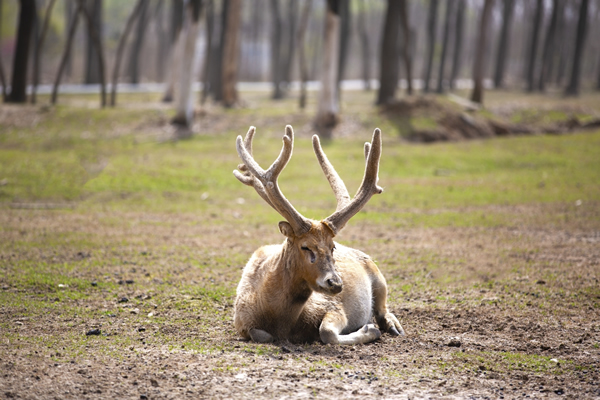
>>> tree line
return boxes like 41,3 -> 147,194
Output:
0,0 -> 598,139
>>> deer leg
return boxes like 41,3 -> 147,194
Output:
372,273 -> 405,336
249,328 -> 274,343
319,312 -> 381,345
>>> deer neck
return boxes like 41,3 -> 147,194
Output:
279,242 -> 313,306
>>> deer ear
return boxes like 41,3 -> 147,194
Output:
278,221 -> 295,240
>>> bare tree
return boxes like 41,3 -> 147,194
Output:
470,0 -> 494,104
128,0 -> 150,85
52,2 -> 81,104
336,0 -> 350,98
436,0 -> 454,93
525,0 -> 543,92
7,0 -> 36,103
31,0 -> 57,103
162,0 -> 185,102
565,0 -> 589,96
297,0 -> 313,108
356,0 -> 371,91
0,0 -> 7,100
493,0 -> 515,88
83,0 -> 102,85
398,0 -> 412,95
111,0 -> 146,106
270,0 -> 284,99
314,0 -> 341,139
449,0 -> 465,90
376,0 -> 401,105
283,0 -> 298,86
423,0 -> 439,93
201,0 -> 214,104
171,0 -> 203,131
222,0 -> 242,107
538,0 -> 561,91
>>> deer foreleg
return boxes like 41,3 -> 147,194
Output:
372,274 -> 405,336
249,328 -> 274,343
319,312 -> 381,345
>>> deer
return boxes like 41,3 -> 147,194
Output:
232,125 -> 404,345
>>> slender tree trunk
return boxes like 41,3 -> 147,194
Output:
78,0 -> 106,107
52,2 -> 81,104
565,0 -> 589,96
162,0 -> 185,102
470,0 -> 494,104
270,0 -> 283,99
31,0 -> 57,104
0,0 -> 7,101
538,0 -> 560,92
314,0 -> 341,139
128,0 -> 149,85
449,0 -> 465,90
283,0 -> 298,87
436,0 -> 453,93
376,0 -> 400,105
222,0 -> 241,107
423,0 -> 438,93
211,0 -> 228,102
111,0 -> 145,106
84,0 -> 102,85
493,0 -> 514,88
64,0 -> 73,78
525,0 -> 543,92
357,0 -> 370,91
7,0 -> 36,103
336,0 -> 350,99
398,0 -> 412,95
297,0 -> 313,109
154,0 -> 167,82
201,0 -> 214,104
172,0 -> 203,131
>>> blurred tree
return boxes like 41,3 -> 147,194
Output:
154,0 -> 168,82
356,0 -> 371,91
84,0 -> 102,85
398,0 -> 412,95
449,0 -> 465,90
376,0 -> 401,105
269,0 -> 284,99
336,0 -> 350,99
297,0 -> 313,108
436,0 -> 454,93
162,0 -> 185,102
128,0 -> 150,85
538,0 -> 562,91
172,0 -> 203,131
0,0 -> 9,100
64,0 -> 74,78
525,0 -> 543,92
6,0 -> 36,103
282,0 -> 298,88
493,0 -> 514,88
31,0 -> 57,104
52,1 -> 81,104
314,0 -> 341,139
565,0 -> 589,96
200,0 -> 214,104
111,0 -> 146,106
423,0 -> 438,93
470,0 -> 494,104
221,0 -> 241,107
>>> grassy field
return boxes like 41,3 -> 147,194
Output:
1,90 -> 599,398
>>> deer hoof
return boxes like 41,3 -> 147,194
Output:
249,328 -> 274,343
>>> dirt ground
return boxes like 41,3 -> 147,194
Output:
1,202 -> 599,399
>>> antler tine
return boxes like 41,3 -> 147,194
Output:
235,125 -> 312,236
312,135 -> 351,212
323,128 -> 384,236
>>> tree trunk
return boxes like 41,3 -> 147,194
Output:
376,0 -> 400,105
525,0 -> 543,92
128,0 -> 149,85
172,0 -> 203,132
283,0 -> 298,87
565,0 -> 589,96
162,0 -> 185,102
436,0 -> 453,93
357,0 -> 370,91
64,0 -> 73,78
538,0 -> 560,91
493,0 -> 515,89
398,0 -> 412,95
211,0 -> 228,102
423,0 -> 438,93
83,0 -> 102,85
52,2 -> 81,104
0,0 -> 7,101
78,0 -> 107,107
336,0 -> 350,99
449,0 -> 465,90
201,0 -> 214,104
7,0 -> 36,103
221,0 -> 241,107
297,0 -> 313,109
111,0 -> 145,106
154,0 -> 168,82
314,0 -> 341,139
31,0 -> 57,104
470,0 -> 494,104
270,0 -> 283,99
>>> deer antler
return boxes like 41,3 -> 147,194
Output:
234,125 -> 312,236
320,128 -> 383,236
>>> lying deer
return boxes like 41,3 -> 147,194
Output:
233,125 -> 404,345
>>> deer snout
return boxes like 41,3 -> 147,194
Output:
320,273 -> 342,294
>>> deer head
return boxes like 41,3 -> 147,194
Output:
233,125 -> 383,295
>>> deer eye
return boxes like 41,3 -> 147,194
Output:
301,246 -> 316,263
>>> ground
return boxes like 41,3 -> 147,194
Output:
1,89 -> 599,399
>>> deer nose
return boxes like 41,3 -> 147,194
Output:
326,278 -> 343,294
